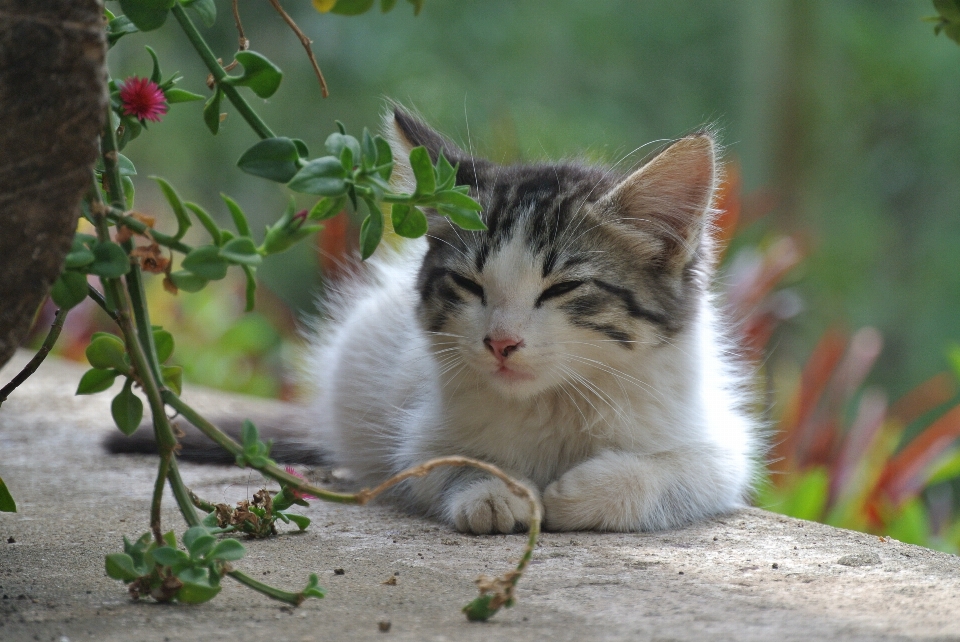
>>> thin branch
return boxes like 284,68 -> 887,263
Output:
267,0 -> 329,98
86,284 -> 122,324
231,0 -> 249,51
0,308 -> 68,407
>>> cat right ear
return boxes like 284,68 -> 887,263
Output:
382,106 -> 467,193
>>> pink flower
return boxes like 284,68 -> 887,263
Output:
118,77 -> 168,123
284,466 -> 317,500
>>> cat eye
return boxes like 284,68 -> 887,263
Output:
536,280 -> 584,306
450,273 -> 485,300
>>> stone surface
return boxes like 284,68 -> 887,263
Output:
1,351 -> 959,641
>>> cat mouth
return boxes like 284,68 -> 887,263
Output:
493,365 -> 535,381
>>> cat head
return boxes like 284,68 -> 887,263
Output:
386,107 -> 719,399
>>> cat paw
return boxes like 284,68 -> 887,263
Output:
542,471 -> 618,531
448,478 -> 540,535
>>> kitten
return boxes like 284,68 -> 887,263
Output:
301,108 -> 759,534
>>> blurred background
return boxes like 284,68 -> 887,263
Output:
26,1 -> 960,547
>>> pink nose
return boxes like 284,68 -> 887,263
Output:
484,336 -> 523,362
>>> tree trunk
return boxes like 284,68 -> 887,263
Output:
0,0 -> 106,368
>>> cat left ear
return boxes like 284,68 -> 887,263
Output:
600,133 -> 718,267
382,106 -> 468,193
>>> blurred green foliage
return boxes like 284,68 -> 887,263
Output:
102,0 -> 960,401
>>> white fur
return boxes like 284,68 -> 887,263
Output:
302,237 -> 757,534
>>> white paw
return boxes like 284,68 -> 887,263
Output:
448,478 -> 539,535
542,468 -> 623,531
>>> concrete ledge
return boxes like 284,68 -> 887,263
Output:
1,351 -> 959,641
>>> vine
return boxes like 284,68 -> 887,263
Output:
0,0 -> 536,622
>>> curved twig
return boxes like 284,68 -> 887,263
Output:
0,308 -> 67,407
267,0 -> 329,98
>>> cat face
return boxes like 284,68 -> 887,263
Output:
387,109 -> 718,400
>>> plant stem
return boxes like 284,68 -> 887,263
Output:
95,109 -> 191,540
170,3 -> 276,140
86,284 -> 121,324
161,390 -> 359,504
106,208 -> 193,254
167,460 -> 201,527
0,308 -> 68,407
228,569 -> 305,605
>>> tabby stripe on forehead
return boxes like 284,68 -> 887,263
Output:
592,279 -> 669,327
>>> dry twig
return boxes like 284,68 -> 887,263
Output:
267,0 -> 329,97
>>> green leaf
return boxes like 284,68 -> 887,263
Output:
164,88 -> 205,103
431,190 -> 482,211
292,138 -> 310,159
406,0 -> 424,16
86,334 -> 127,371
361,128 -> 377,167
237,137 -> 300,183
87,241 -> 130,278
152,177 -> 191,240
241,419 -> 260,448
187,0 -> 216,27
184,202 -> 221,245
463,594 -> 497,622
176,581 -> 221,604
380,0 -> 398,12
409,146 -> 435,196
187,535 -> 216,559
118,0 -> 174,32
435,152 -> 457,191
282,512 -> 311,531
65,235 -> 96,269
112,379 -> 143,436
161,365 -> 183,396
182,245 -> 229,280
152,328 -> 174,363
146,45 -> 162,84
107,15 -> 138,47
76,368 -> 119,395
220,194 -> 252,237
935,0 -> 960,22
151,546 -> 187,567
439,205 -> 487,231
203,88 -> 223,135
117,153 -> 138,176
391,203 -> 428,238
302,573 -> 326,599
51,270 -> 89,310
116,116 -> 143,151
122,175 -> 135,210
0,476 -> 16,513
288,157 -> 347,196
220,237 -> 262,266
168,270 -> 209,293
105,553 -> 140,581
330,0 -> 375,15
228,51 -> 283,99
207,538 -> 245,561
374,138 -> 393,180
325,132 -> 362,163
308,195 -> 346,221
359,200 -> 384,260
182,526 -> 208,550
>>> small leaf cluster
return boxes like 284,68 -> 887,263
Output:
153,178 -> 264,310
235,420 -> 276,469
106,526 -> 242,605
240,123 -> 485,259
76,329 -> 181,435
114,0 -> 215,34
204,486 -> 311,539
927,0 -> 960,43
52,235 -> 130,311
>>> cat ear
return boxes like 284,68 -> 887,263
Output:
382,106 -> 468,193
600,133 -> 718,267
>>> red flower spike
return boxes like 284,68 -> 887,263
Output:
118,77 -> 168,123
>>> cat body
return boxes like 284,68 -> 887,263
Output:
301,109 -> 759,534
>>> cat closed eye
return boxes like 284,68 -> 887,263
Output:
450,273 -> 485,299
536,280 -> 584,306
